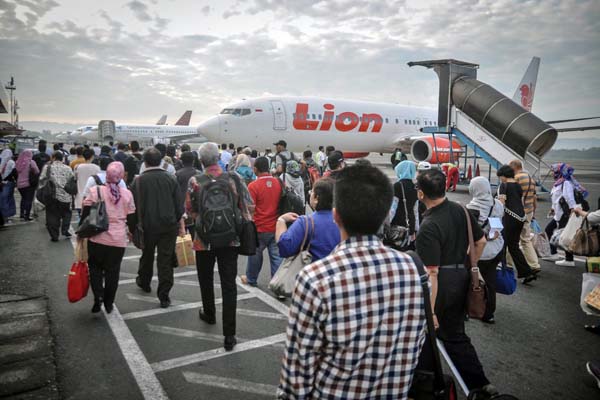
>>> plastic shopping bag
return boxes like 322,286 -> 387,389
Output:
67,261 -> 89,303
559,213 -> 583,250
581,273 -> 600,316
530,219 -> 542,234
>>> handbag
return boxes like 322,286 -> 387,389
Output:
238,219 -> 259,256
76,186 -> 109,238
569,217 -> 600,256
36,164 -> 56,205
559,212 -> 583,250
495,264 -> 517,295
269,216 -> 314,298
132,177 -> 145,249
383,182 -> 411,251
533,232 -> 552,258
28,163 -> 39,189
68,242 -> 89,303
406,251 -> 458,400
462,205 -> 487,319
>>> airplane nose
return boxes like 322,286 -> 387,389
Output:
197,116 -> 220,139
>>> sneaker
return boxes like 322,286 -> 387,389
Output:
556,259 -> 575,267
224,335 -> 237,351
586,361 -> 600,389
542,254 -> 561,261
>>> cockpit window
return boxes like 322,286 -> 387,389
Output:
220,108 -> 233,114
232,108 -> 242,116
241,108 -> 251,116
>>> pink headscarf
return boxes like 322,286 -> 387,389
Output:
15,149 -> 33,173
106,161 -> 124,204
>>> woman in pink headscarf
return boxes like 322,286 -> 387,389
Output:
80,161 -> 136,314
15,149 -> 40,221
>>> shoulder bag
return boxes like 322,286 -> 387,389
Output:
462,205 -> 487,319
132,178 -> 145,249
383,181 -> 411,251
64,174 -> 78,196
278,174 -> 305,216
28,162 -> 40,188
36,164 -> 56,205
75,186 -> 109,238
268,216 -> 314,298
406,250 -> 458,400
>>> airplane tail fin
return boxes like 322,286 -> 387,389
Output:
156,115 -> 167,125
512,56 -> 540,111
175,110 -> 192,126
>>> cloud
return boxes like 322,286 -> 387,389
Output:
126,0 -> 152,22
201,5 -> 210,16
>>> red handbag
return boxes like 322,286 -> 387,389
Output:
68,261 -> 89,303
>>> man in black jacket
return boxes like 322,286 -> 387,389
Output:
130,148 -> 184,308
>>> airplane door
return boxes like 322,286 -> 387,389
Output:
270,101 -> 287,130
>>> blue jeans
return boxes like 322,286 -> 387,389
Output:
246,232 -> 282,284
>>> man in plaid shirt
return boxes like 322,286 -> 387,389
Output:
278,164 -> 427,399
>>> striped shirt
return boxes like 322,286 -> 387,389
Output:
278,235 -> 426,400
515,171 -> 536,215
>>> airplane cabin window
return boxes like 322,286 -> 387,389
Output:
385,118 -> 389,123
395,118 -> 399,124
312,114 -> 316,119
241,108 -> 251,116
318,114 -> 322,120
293,113 -> 296,119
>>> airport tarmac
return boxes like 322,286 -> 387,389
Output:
1,153 -> 599,400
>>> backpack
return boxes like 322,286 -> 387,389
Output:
559,187 -> 590,213
278,152 -> 296,175
194,172 -> 243,248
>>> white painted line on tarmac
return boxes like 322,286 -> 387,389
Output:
122,293 -> 256,320
126,293 -> 185,306
152,333 -> 287,373
182,372 -> 278,397
68,237 -> 169,400
235,276 -> 291,317
119,270 -> 197,285
120,272 -> 137,278
234,308 -> 288,321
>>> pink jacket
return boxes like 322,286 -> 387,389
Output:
17,160 -> 39,189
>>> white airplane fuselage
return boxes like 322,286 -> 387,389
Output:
82,124 -> 201,142
196,96 -> 438,153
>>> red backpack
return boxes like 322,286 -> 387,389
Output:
308,166 -> 321,187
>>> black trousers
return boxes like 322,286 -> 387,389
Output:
137,229 -> 177,301
417,267 -> 490,390
545,217 -> 574,261
88,241 -> 125,307
196,247 -> 238,337
502,217 -> 532,278
18,186 -> 35,218
45,200 -> 72,239
478,252 -> 502,320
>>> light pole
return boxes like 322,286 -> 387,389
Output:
4,77 -> 16,126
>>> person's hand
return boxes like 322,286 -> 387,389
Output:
433,314 -> 439,330
492,231 -> 500,240
178,218 -> 186,237
127,232 -> 133,242
280,212 -> 299,223
574,208 -> 588,218
410,233 -> 416,242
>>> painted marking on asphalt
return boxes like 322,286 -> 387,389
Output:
119,270 -> 197,285
152,333 -> 287,373
182,372 -> 278,397
122,293 -> 256,320
234,308 -> 288,321
68,237 -> 169,400
120,272 -> 137,278
235,276 -> 291,317
126,293 -> 185,306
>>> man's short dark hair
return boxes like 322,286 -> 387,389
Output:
303,150 -> 312,159
180,143 -> 190,152
354,158 -> 372,167
69,147 -> 77,155
99,156 -> 113,171
236,146 -> 243,154
417,169 -> 446,200
180,151 -> 195,166
83,148 -> 94,160
154,143 -> 167,158
254,156 -> 270,173
166,144 -> 176,158
251,149 -> 258,158
117,143 -> 126,151
144,148 -> 162,167
38,139 -> 47,152
319,146 -> 324,151
93,143 -> 99,147
53,144 -> 60,151
496,164 -> 515,178
313,177 -> 334,211
130,141 -> 140,152
229,143 -> 235,150
76,146 -> 84,156
221,143 -> 227,150
101,145 -> 111,154
109,141 -> 114,146
335,165 -> 393,236
52,150 -> 63,161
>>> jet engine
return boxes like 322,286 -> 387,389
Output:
410,137 -> 463,164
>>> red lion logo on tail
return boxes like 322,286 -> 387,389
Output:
519,83 -> 534,111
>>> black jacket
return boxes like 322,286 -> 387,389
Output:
175,166 -> 198,208
392,180 -> 418,234
129,168 -> 183,234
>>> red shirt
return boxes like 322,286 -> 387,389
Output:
248,173 -> 281,233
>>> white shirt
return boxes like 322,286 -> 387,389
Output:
551,180 -> 576,221
138,159 -> 176,175
220,151 -> 232,167
82,171 -> 126,199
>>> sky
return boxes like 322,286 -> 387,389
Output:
0,0 -> 599,134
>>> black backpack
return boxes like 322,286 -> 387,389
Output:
278,152 -> 296,175
195,173 -> 243,248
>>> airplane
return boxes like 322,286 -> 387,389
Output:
156,114 -> 167,125
196,57 -> 597,164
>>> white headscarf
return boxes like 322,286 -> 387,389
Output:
467,176 -> 495,224
0,149 -> 15,180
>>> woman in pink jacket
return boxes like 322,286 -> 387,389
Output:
15,149 -> 40,221
81,162 -> 135,314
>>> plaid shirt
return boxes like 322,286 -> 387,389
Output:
278,235 -> 426,400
